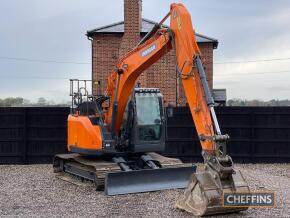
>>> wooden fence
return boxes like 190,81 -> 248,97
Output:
1,107 -> 290,164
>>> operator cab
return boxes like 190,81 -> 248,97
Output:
122,88 -> 166,153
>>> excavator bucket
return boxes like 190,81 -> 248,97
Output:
176,169 -> 250,216
105,166 -> 196,195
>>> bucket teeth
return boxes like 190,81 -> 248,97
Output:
176,170 -> 250,216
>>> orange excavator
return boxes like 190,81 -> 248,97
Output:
53,3 -> 250,216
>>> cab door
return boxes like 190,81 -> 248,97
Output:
132,90 -> 166,152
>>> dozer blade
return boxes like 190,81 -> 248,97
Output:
105,166 -> 195,195
176,169 -> 250,216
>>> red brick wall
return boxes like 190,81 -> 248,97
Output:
144,49 -> 177,105
92,34 -> 122,95
199,43 -> 213,89
91,0 -> 214,106
92,34 -> 214,106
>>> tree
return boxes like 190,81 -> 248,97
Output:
0,97 -> 24,107
37,97 -> 47,106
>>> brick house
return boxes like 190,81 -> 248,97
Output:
86,0 -> 218,106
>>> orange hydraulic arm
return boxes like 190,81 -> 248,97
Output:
104,3 -> 224,153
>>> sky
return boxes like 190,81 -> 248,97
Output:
0,0 -> 290,102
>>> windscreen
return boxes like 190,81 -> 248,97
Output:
135,93 -> 162,141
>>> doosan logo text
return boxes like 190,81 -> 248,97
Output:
141,44 -> 156,57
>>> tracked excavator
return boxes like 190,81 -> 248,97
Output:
53,3 -> 250,216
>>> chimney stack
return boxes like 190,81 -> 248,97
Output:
124,0 -> 142,36
119,0 -> 142,57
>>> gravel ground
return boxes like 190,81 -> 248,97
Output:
0,164 -> 289,217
